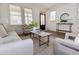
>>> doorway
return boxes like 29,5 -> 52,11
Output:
40,13 -> 46,30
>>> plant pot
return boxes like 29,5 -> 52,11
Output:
60,20 -> 67,22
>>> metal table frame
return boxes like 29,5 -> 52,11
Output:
30,31 -> 51,47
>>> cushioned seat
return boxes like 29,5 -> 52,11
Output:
0,31 -> 21,45
54,38 -> 79,55
0,39 -> 33,55
0,31 -> 33,55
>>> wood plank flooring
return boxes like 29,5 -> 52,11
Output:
46,30 -> 65,39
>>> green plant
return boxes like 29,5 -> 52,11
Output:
60,20 -> 67,22
24,20 -> 38,29
30,20 -> 38,27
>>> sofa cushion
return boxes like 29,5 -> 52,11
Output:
1,24 -> 8,33
0,31 -> 21,45
0,39 -> 33,55
0,24 -> 8,38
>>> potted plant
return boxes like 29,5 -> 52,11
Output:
60,20 -> 67,22
24,20 -> 38,30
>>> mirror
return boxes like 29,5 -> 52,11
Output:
60,13 -> 69,22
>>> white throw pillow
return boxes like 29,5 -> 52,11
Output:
2,24 -> 8,33
0,24 -> 8,38
65,32 -> 76,39
74,34 -> 79,45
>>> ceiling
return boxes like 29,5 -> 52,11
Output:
12,3 -> 60,9
9,3 -> 70,12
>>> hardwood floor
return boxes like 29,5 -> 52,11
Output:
46,30 -> 65,39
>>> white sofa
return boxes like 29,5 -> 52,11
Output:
53,32 -> 79,55
0,31 -> 33,55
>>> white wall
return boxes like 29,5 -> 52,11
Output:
0,4 -> 9,24
46,3 -> 79,33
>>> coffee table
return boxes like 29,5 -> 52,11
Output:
30,30 -> 52,47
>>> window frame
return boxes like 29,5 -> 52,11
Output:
9,5 -> 22,25
24,8 -> 33,25
50,11 -> 56,21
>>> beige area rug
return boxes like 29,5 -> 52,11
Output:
20,35 -> 55,55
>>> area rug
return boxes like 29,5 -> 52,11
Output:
20,35 -> 55,55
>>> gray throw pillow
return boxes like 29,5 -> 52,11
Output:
0,24 -> 8,38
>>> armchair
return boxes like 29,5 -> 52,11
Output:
53,38 -> 79,55
53,32 -> 79,55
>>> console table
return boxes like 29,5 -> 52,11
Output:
56,23 -> 73,33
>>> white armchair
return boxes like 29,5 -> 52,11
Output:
53,38 -> 79,55
53,32 -> 79,55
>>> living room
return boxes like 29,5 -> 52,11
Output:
0,3 -> 79,55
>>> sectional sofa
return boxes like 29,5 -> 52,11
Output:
0,31 -> 33,55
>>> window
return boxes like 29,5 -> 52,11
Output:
9,5 -> 22,25
24,8 -> 32,25
50,11 -> 56,21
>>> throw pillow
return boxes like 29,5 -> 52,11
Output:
68,36 -> 75,41
74,34 -> 79,45
1,24 -> 8,33
0,24 -> 8,38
